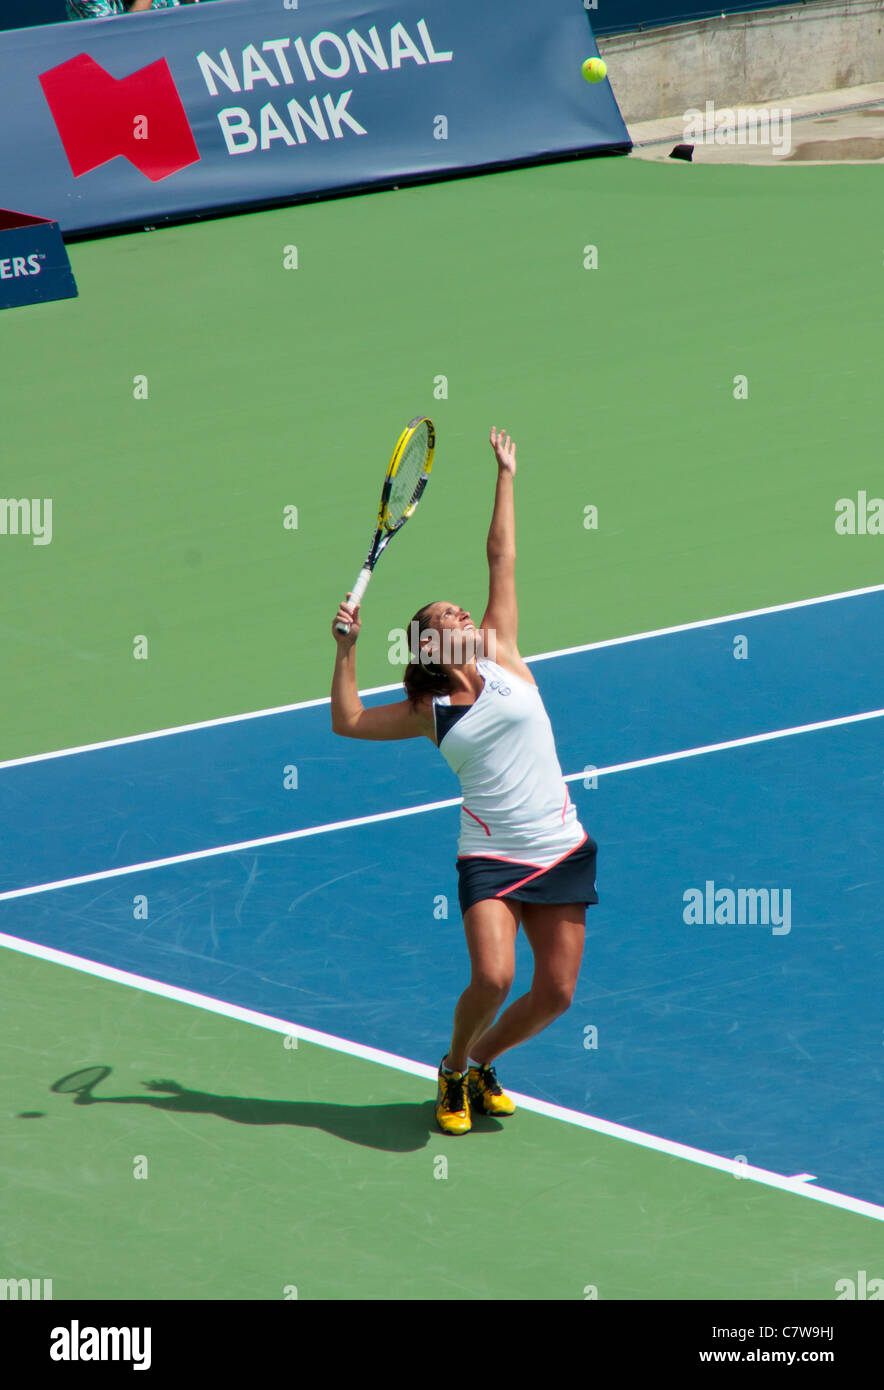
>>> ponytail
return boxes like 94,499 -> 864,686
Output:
403,602 -> 451,706
403,659 -> 451,706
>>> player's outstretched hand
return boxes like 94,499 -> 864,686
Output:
490,426 -> 516,476
332,594 -> 362,646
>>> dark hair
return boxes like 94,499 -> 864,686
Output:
403,602 -> 452,706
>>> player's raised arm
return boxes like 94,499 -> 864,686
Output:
480,427 -> 519,659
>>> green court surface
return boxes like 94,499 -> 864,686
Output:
1,159 -> 881,760
2,156 -> 882,1301
2,947 -> 880,1301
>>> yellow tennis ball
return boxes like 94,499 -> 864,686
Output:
582,57 -> 607,83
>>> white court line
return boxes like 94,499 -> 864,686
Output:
563,706 -> 884,784
2,705 -> 882,904
1,930 -> 881,1224
527,581 -> 884,664
2,581 -> 882,771
0,797 -> 461,902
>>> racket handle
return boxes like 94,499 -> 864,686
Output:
335,566 -> 373,634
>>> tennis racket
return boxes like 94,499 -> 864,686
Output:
334,415 -> 435,635
51,1065 -> 111,1095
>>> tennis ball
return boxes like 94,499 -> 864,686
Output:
582,57 -> 607,83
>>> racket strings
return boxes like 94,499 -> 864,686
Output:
51,1066 -> 111,1093
387,424 -> 430,525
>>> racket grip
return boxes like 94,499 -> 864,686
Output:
335,567 -> 373,635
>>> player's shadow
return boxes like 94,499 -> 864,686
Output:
50,1072 -> 502,1151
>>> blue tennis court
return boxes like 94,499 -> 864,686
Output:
3,585 -> 882,1210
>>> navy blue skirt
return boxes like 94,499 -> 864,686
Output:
456,834 -> 599,915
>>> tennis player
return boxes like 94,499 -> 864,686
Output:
330,426 -> 598,1134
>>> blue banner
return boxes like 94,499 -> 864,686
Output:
0,0 -> 629,238
0,209 -> 78,310
0,0 -> 63,32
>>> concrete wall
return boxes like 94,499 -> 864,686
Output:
599,0 -> 884,122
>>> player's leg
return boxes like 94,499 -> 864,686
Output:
469,902 -> 585,1067
444,897 -> 519,1073
435,897 -> 519,1134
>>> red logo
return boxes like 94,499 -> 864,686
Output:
39,54 -> 200,182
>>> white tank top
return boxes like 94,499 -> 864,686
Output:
433,657 -> 586,867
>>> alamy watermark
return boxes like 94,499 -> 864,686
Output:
835,1271 -> 883,1299
1,1277 -> 53,1299
50,1322 -> 151,1370
683,880 -> 791,935
387,621 -> 497,668
0,498 -> 52,545
684,102 -> 792,158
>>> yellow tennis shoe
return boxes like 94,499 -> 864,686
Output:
435,1059 -> 471,1135
468,1062 -> 516,1117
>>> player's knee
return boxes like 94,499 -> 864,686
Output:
471,972 -> 512,1005
533,981 -> 575,1018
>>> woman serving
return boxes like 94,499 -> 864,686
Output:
330,427 -> 598,1134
